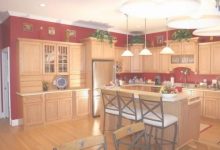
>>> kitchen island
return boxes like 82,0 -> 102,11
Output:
100,85 -> 201,149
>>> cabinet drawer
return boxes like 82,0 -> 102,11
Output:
45,93 -> 59,99
23,95 -> 43,104
75,90 -> 89,97
204,91 -> 220,98
59,92 -> 72,98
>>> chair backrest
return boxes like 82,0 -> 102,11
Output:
53,135 -> 107,150
101,89 -> 119,113
113,122 -> 147,150
139,94 -> 164,127
117,91 -> 138,120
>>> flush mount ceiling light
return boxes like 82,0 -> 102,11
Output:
121,14 -> 133,57
168,0 -> 220,29
193,25 -> 220,36
40,3 -> 46,7
160,18 -> 174,55
120,0 -> 200,19
139,18 -> 152,56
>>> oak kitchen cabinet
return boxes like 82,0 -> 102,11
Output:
143,47 -> 170,73
17,39 -> 43,93
169,38 -> 199,72
199,42 -> 220,74
43,42 -> 69,75
45,91 -> 72,122
21,94 -> 44,127
130,44 -> 144,72
69,44 -> 86,88
115,46 -> 131,73
73,89 -> 90,118
83,37 -> 116,60
203,91 -> 220,119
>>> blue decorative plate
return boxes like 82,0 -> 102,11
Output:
56,76 -> 67,89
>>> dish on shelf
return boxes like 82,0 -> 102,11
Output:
162,93 -> 177,98
55,76 -> 67,89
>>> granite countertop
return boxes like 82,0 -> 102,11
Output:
17,88 -> 90,96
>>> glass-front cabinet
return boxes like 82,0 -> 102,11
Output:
43,43 -> 69,74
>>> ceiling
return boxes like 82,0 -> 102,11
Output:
0,0 -> 216,34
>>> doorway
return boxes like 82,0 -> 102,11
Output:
1,47 -> 11,124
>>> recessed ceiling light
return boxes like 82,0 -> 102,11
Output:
40,3 -> 46,7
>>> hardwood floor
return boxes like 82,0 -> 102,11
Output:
0,117 -> 219,150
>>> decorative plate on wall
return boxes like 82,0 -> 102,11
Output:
55,76 -> 67,89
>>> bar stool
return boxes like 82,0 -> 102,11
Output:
101,89 -> 120,133
117,91 -> 142,127
139,94 -> 178,150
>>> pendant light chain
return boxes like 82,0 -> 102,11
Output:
144,18 -> 146,48
126,14 -> 129,50
166,17 -> 168,47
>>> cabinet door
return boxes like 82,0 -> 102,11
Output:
169,42 -> 182,54
43,43 -> 56,74
152,47 -> 160,72
211,43 -> 220,74
69,45 -> 85,74
160,54 -> 170,73
91,41 -> 103,59
182,41 -> 197,54
59,98 -> 72,119
203,98 -> 218,119
45,99 -> 59,121
199,44 -> 211,74
23,95 -> 44,126
143,54 -> 153,72
19,40 -> 42,75
76,96 -> 89,116
130,45 -> 143,72
57,44 -> 69,74
121,57 -> 131,72
103,42 -> 115,59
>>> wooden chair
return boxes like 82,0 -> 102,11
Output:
101,89 -> 120,133
113,122 -> 149,150
139,94 -> 178,150
53,135 -> 107,150
117,91 -> 142,127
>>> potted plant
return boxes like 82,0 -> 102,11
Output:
91,29 -> 116,44
129,35 -> 145,45
172,29 -> 192,42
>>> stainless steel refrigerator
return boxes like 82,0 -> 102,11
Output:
92,60 -> 114,117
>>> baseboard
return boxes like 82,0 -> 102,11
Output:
11,119 -> 23,126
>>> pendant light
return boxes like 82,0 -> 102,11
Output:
160,18 -> 174,55
121,14 -> 133,57
139,18 -> 152,56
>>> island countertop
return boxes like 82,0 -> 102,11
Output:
103,86 -> 199,102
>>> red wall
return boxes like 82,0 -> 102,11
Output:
1,16 -> 127,120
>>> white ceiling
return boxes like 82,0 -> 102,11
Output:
0,0 -> 216,34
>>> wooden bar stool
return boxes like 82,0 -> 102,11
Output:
53,135 -> 107,150
113,122 -> 149,150
139,94 -> 178,150
117,91 -> 142,127
101,89 -> 120,133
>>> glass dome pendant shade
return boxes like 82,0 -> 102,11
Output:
121,14 -> 133,57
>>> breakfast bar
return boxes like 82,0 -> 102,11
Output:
100,85 -> 201,149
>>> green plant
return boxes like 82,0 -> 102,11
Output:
129,35 -> 145,45
172,29 -> 192,42
91,29 -> 116,44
